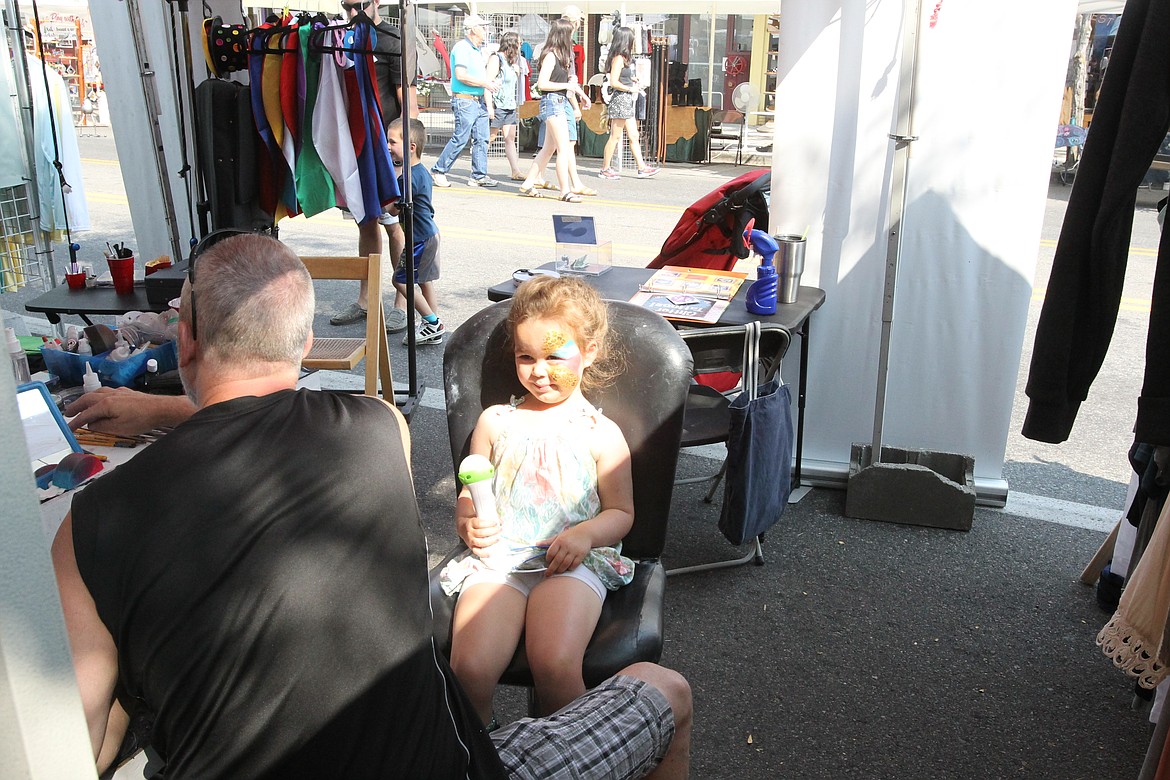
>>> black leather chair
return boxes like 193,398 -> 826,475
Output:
669,323 -> 792,576
430,300 -> 692,695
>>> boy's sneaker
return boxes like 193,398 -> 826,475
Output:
468,177 -> 499,188
329,302 -> 367,326
405,320 -> 445,345
432,171 -> 451,188
636,167 -> 660,179
599,168 -> 620,180
385,308 -> 407,333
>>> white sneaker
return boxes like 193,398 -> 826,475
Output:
405,320 -> 445,345
432,171 -> 451,188
385,308 -> 407,333
468,177 -> 499,188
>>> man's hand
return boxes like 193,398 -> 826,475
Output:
66,387 -> 195,436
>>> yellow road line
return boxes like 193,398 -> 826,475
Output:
1037,238 -> 1157,257
1031,290 -> 1151,312
430,185 -> 682,213
285,211 -> 660,257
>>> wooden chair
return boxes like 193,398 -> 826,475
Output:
299,254 -> 393,399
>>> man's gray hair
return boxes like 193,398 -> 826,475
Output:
190,234 -> 315,367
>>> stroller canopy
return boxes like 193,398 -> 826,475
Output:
649,169 -> 771,271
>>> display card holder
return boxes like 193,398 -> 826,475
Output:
555,240 -> 612,276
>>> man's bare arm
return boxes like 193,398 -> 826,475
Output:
66,387 -> 195,436
51,513 -> 123,771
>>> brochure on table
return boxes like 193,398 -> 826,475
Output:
629,266 -> 749,324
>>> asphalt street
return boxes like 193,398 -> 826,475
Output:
4,132 -> 1166,778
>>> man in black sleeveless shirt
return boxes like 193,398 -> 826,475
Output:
52,234 -> 692,778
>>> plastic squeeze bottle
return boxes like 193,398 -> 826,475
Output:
6,327 -> 31,383
82,363 -> 101,394
743,228 -> 780,316
143,358 -> 159,390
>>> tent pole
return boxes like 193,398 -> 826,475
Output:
707,8 -> 716,109
870,0 -> 922,461
123,0 -> 184,264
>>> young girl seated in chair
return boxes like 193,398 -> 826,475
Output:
439,275 -> 636,725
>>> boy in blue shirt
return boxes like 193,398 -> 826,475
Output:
387,117 -> 444,344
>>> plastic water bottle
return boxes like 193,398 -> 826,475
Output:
6,327 -> 31,384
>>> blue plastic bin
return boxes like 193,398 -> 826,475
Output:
41,340 -> 178,388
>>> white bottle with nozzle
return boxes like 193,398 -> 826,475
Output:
82,363 -> 101,393
6,327 -> 31,384
77,338 -> 92,356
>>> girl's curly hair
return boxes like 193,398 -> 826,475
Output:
506,275 -> 624,395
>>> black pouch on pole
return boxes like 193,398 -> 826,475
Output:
718,321 -> 794,545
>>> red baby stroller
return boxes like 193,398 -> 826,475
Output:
649,168 -> 771,271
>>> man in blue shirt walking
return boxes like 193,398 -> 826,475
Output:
432,15 -> 499,188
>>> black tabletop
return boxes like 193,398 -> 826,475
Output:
25,284 -> 169,322
488,265 -> 826,331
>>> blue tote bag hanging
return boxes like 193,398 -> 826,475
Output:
718,321 -> 795,546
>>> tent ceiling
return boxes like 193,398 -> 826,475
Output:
452,0 -> 781,14
1077,0 -> 1125,10
241,1 -> 1110,18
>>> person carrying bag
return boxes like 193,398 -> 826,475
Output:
718,321 -> 795,545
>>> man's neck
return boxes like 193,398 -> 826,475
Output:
196,368 -> 300,410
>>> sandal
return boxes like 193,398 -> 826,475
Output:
509,173 -> 526,181
571,186 -> 599,197
534,180 -> 559,190
518,185 -> 543,198
559,192 -> 583,203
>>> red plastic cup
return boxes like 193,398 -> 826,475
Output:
107,256 -> 135,295
65,271 -> 86,289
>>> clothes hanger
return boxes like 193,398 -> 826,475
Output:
308,11 -> 381,55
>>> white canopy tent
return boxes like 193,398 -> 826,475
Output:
0,1 -> 1139,772
770,0 -> 1095,502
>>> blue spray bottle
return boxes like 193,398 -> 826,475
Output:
743,226 -> 780,315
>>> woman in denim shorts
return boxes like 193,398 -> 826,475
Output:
486,31 -> 526,181
517,19 -> 591,203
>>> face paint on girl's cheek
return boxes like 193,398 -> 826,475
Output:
543,329 -> 579,358
548,365 -> 580,390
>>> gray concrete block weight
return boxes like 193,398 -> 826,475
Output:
845,444 -> 976,531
